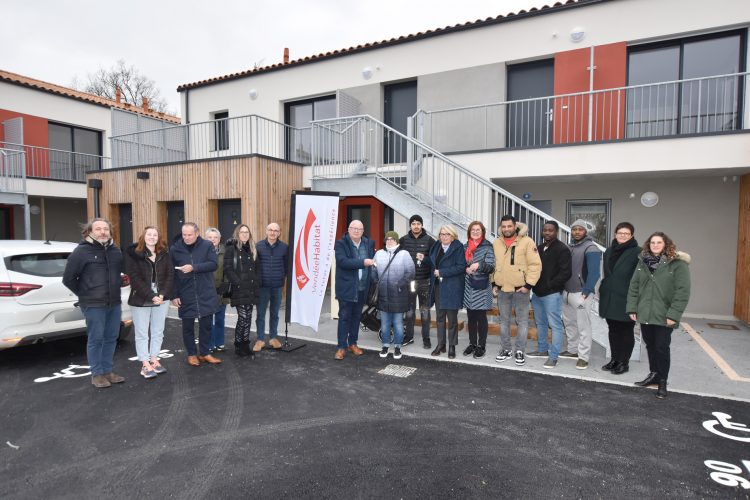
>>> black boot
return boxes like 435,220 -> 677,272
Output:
463,344 -> 476,356
448,346 -> 456,359
656,379 -> 668,399
236,341 -> 252,357
431,344 -> 445,356
634,372 -> 658,387
613,362 -> 629,375
473,345 -> 486,359
602,359 -> 617,371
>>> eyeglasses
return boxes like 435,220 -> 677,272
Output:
349,227 -> 364,231
615,232 -> 632,236
439,233 -> 451,236
239,230 -> 250,234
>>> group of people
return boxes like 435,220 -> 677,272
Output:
63,213 -> 690,400
63,219 -> 288,388
334,214 -> 691,399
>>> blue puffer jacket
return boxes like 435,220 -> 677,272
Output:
334,233 -> 375,303
63,238 -> 124,308
256,239 -> 288,288
170,236 -> 219,319
372,246 -> 415,313
426,239 -> 467,310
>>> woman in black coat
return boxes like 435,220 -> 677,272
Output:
425,225 -> 467,359
224,224 -> 261,357
125,226 -> 174,378
598,222 -> 639,374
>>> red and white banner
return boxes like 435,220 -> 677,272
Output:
289,192 -> 338,331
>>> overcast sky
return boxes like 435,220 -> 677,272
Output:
2,0 -> 546,115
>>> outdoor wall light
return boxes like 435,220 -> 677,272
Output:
640,191 -> 659,208
362,66 -> 373,80
29,205 -> 40,215
248,89 -> 258,100
570,27 -> 585,43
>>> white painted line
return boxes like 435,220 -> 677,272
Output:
682,322 -> 750,383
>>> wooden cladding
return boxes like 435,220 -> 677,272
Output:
735,174 -> 750,325
87,156 -> 304,246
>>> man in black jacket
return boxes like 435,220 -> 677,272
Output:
170,222 -> 221,366
529,221 -> 572,369
398,215 -> 436,348
254,222 -> 288,351
63,218 -> 126,388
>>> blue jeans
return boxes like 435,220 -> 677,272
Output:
82,304 -> 121,376
498,290 -> 530,353
531,292 -> 564,360
256,287 -> 282,341
182,315 -> 213,356
210,304 -> 226,349
380,311 -> 404,347
131,302 -> 170,362
337,290 -> 365,349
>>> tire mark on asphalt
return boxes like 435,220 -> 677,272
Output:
2,406 -> 619,495
185,360 -> 244,500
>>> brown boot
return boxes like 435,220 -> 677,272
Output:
91,375 -> 111,388
187,355 -> 200,366
348,345 -> 364,356
334,349 -> 345,360
104,372 -> 125,384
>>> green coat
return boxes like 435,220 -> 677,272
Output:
598,241 -> 640,322
626,251 -> 691,328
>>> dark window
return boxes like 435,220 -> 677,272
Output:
285,95 -> 336,163
212,111 -> 229,151
6,253 -> 71,277
627,31 -> 744,137
47,122 -> 102,180
384,81 -> 417,163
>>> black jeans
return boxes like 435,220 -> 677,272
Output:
640,324 -> 672,380
404,278 -> 431,341
606,319 -> 635,363
466,309 -> 488,347
182,315 -> 213,356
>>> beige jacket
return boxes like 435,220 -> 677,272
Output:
492,222 -> 542,292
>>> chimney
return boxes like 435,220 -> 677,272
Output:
283,47 -> 289,64
142,96 -> 149,112
115,86 -> 122,103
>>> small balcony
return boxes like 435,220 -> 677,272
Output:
412,72 -> 749,153
110,115 -> 311,168
0,142 -> 109,183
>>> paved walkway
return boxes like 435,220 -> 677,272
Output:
188,295 -> 750,402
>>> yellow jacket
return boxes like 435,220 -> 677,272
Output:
492,222 -> 542,292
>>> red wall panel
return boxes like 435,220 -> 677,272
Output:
0,109 -> 50,177
337,196 -> 386,250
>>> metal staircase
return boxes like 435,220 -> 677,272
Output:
310,115 -> 570,242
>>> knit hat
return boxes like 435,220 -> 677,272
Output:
384,231 -> 399,242
409,214 -> 423,225
570,219 -> 590,232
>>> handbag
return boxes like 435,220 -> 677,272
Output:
468,274 -> 489,290
360,305 -> 381,332
216,281 -> 232,298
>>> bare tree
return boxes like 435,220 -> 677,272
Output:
73,60 -> 172,114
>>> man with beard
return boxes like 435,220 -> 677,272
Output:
528,221 -> 572,369
492,215 -> 541,366
63,218 -> 126,388
399,215 -> 436,348
561,220 -> 602,370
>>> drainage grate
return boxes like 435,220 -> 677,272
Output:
378,365 -> 417,378
706,323 -> 740,331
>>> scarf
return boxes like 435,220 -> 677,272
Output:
608,237 -> 638,271
642,253 -> 663,273
465,237 -> 483,263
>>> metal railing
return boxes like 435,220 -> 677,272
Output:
412,72 -> 748,152
111,114 -> 311,168
0,147 -> 27,194
312,115 -> 570,242
0,142 -> 107,182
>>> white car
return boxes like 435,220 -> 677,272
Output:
0,240 -> 133,350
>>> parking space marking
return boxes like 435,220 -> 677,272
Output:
683,322 -> 750,383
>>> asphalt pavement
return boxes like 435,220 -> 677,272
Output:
2,318 -> 750,499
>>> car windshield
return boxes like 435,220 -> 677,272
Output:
5,253 -> 70,277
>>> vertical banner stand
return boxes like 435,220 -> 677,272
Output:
281,191 -> 306,352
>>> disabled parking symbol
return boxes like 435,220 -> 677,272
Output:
703,412 -> 750,443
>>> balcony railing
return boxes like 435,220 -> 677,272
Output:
110,114 -> 311,168
412,72 -> 749,152
0,147 -> 26,194
0,142 -> 108,182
